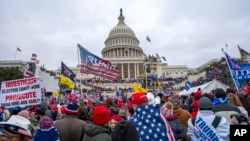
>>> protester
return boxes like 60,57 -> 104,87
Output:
118,109 -> 127,120
83,105 -> 111,141
54,99 -> 87,141
227,93 -> 248,115
111,120 -> 140,141
33,116 -> 59,141
238,92 -> 250,116
37,101 -> 52,119
0,115 -> 33,141
169,94 -> 192,135
161,102 -> 186,141
129,92 -> 175,141
190,90 -> 202,117
187,97 -> 229,141
212,88 -> 241,123
109,115 -> 123,133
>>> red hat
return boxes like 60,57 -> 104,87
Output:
130,92 -> 148,105
92,106 -> 111,125
110,115 -> 122,122
126,102 -> 132,109
117,101 -> 124,108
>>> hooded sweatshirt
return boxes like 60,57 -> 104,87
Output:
112,120 -> 140,141
83,123 -> 111,141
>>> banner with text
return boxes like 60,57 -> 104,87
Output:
0,77 -> 42,108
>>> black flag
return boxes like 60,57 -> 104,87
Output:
61,61 -> 76,82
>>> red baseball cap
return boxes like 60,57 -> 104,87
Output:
130,92 -> 148,105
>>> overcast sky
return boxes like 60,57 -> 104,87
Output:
1,0 -> 250,70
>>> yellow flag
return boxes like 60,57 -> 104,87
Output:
132,84 -> 147,93
52,91 -> 59,97
157,80 -> 162,90
60,74 -> 75,89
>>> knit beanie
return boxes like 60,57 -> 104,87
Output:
199,97 -> 212,109
39,116 -> 53,129
65,103 -> 79,115
18,110 -> 30,119
161,102 -> 174,118
92,106 -> 110,125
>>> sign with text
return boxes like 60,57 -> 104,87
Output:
0,77 -> 42,108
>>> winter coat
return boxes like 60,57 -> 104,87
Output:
82,123 -> 111,141
212,103 -> 241,123
54,116 -> 87,141
187,110 -> 229,141
167,115 -> 186,140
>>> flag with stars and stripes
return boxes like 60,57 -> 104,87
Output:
129,104 -> 175,141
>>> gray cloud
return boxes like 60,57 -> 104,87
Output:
1,0 -> 250,70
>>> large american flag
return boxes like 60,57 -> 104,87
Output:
224,51 -> 242,70
78,44 -> 119,81
129,104 -> 175,141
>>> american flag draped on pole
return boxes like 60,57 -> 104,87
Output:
156,53 -> 161,60
223,49 -> 242,90
78,43 -> 119,82
129,104 -> 175,141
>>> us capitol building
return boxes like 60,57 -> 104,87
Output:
1,9 -> 212,92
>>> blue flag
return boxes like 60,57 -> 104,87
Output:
129,104 -> 175,141
184,81 -> 192,91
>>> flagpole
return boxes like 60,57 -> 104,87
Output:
144,39 -> 148,90
15,48 -> 17,61
77,44 -> 82,95
222,48 -> 239,92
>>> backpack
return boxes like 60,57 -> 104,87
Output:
191,116 -> 221,129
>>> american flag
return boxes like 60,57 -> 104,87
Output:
224,51 -> 242,70
129,104 -> 175,141
31,53 -> 37,61
156,53 -> 161,60
78,44 -> 119,81
142,53 -> 147,59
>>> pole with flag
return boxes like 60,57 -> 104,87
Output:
144,36 -> 151,90
15,47 -> 22,60
222,48 -> 240,92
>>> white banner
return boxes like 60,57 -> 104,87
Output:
0,77 -> 42,108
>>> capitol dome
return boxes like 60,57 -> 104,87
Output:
102,8 -> 143,59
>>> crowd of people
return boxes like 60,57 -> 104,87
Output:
0,86 -> 250,141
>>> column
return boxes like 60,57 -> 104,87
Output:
122,63 -> 124,78
134,63 -> 136,78
128,63 -> 130,78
